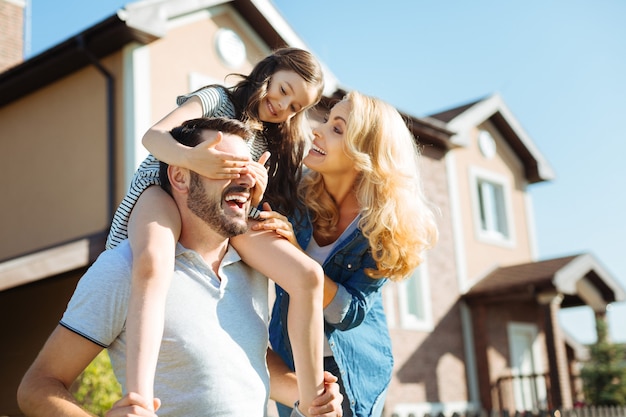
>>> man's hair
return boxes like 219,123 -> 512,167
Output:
159,117 -> 253,194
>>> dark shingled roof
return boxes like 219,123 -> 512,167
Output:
428,97 -> 486,123
467,255 -> 580,297
464,253 -> 624,308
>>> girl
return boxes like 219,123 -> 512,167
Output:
261,91 -> 439,416
107,48 -> 326,416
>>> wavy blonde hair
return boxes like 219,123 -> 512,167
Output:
299,91 -> 439,281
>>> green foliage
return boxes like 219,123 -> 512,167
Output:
580,317 -> 626,406
71,350 -> 122,416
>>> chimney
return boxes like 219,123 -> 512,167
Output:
0,0 -> 26,73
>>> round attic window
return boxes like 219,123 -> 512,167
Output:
215,28 -> 246,69
478,130 -> 497,159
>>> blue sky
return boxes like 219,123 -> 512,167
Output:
27,0 -> 626,343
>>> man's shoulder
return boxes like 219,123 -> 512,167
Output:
92,241 -> 133,275
224,244 -> 267,280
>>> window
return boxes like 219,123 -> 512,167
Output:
477,178 -> 508,237
470,167 -> 514,246
398,265 -> 433,331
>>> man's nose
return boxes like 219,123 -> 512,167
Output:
238,171 -> 255,188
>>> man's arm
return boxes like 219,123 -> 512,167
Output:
17,325 -> 104,417
267,348 -> 343,417
267,348 -> 299,406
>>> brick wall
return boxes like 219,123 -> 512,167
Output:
0,0 -> 25,73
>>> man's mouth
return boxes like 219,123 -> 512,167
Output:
224,191 -> 250,211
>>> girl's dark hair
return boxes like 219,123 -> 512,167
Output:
226,47 -> 325,215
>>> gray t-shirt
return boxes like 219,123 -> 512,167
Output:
61,240 -> 270,416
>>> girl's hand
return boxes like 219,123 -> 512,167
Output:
187,131 -> 251,179
251,203 -> 300,247
249,152 -> 270,207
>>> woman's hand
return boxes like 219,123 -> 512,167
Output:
186,131 -> 251,179
309,371 -> 344,417
251,203 -> 299,247
249,152 -> 270,207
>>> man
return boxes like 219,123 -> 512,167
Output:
17,117 -> 341,417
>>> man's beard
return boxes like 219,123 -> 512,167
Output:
187,173 -> 249,238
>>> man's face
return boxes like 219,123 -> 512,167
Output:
186,131 -> 255,238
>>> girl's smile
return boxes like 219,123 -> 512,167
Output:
258,70 -> 319,123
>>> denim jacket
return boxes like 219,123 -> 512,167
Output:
269,209 -> 393,417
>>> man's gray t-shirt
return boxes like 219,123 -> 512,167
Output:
61,240 -> 270,416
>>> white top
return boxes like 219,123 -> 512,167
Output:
305,216 -> 360,357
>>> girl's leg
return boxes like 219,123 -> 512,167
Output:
231,228 -> 324,417
126,186 -> 181,408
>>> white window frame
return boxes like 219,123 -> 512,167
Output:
469,166 -> 515,247
397,262 -> 433,331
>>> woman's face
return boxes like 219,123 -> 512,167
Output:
304,100 -> 355,176
257,70 -> 319,123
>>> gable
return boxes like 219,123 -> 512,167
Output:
430,94 -> 554,184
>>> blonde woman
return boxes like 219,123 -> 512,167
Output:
257,91 -> 439,417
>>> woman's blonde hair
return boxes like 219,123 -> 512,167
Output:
299,91 -> 439,281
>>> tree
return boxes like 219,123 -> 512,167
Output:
580,315 -> 626,406
71,350 -> 122,416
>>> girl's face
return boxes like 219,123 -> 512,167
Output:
304,100 -> 356,176
258,70 -> 319,123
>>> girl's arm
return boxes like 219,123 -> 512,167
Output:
143,96 -> 250,179
125,185 -> 181,409
123,92 -> 258,406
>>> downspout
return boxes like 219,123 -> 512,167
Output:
75,35 -> 116,227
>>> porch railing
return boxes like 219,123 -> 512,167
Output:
390,406 -> 626,417
494,372 -> 552,412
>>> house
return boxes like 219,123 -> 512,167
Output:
383,95 -> 624,416
1,1 -> 623,416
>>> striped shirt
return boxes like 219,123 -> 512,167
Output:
106,86 -> 267,249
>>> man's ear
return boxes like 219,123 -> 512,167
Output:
168,165 -> 190,194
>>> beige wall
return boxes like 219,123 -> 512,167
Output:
455,123 -> 535,284
0,61 -> 123,260
143,7 -> 266,131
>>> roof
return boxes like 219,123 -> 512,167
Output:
429,93 -> 555,184
429,97 -> 486,123
464,253 -> 626,310
0,232 -> 107,291
0,0 -> 341,107
406,114 -> 455,150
